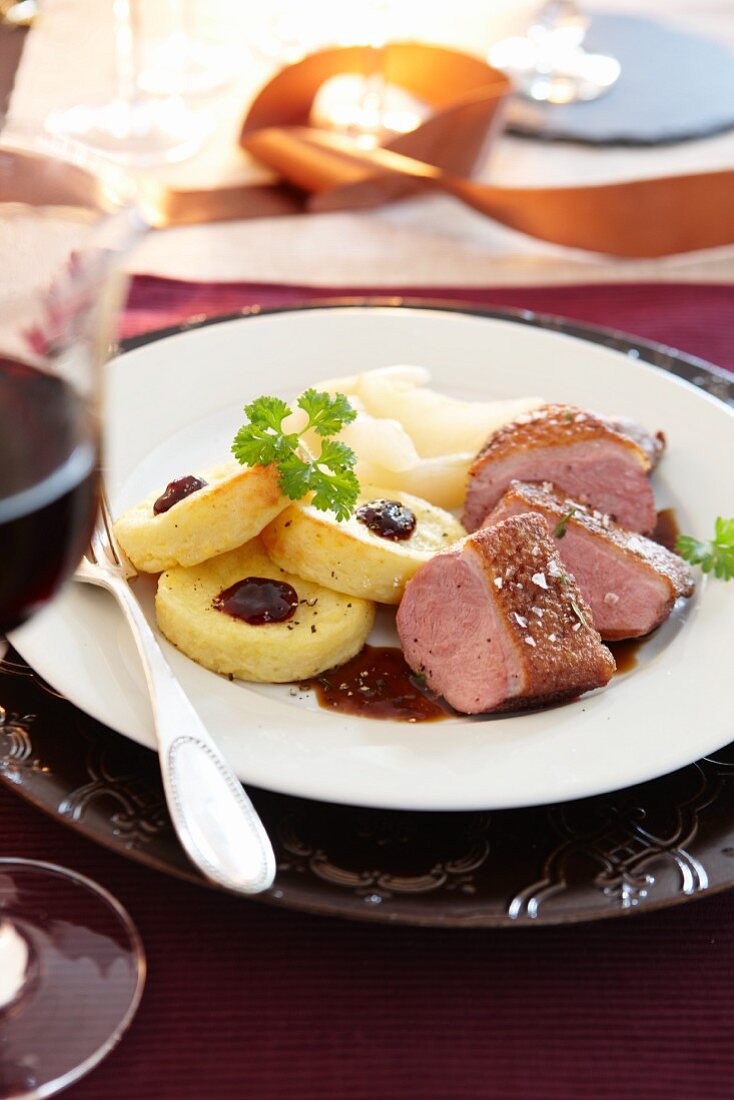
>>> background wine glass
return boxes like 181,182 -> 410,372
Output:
136,0 -> 241,98
489,0 -> 621,104
251,0 -> 425,149
45,0 -> 211,165
0,143 -> 146,1098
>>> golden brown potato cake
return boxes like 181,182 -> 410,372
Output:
261,486 -> 466,604
155,538 -> 375,683
114,460 -> 288,573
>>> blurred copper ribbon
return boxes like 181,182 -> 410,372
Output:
145,42 -> 734,258
3,38 -> 733,257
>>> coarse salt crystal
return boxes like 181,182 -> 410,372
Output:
524,636 -> 536,647
549,633 -> 557,642
572,622 -> 582,632
532,607 -> 544,618
531,572 -> 548,590
513,613 -> 528,628
604,592 -> 620,606
493,577 -> 503,589
547,559 -> 563,578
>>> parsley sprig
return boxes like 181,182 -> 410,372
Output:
554,507 -> 579,539
231,390 -> 359,521
676,517 -> 734,581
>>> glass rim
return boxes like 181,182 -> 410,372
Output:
0,856 -> 146,1098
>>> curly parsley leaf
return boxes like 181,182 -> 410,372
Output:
231,395 -> 297,467
246,395 -> 290,433
308,439 -> 359,520
231,390 -> 359,521
676,517 -> 734,581
276,452 -> 312,502
297,389 -> 357,437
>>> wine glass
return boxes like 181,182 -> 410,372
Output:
45,0 -> 210,166
0,142 -> 147,1097
489,0 -> 620,104
137,0 -> 241,98
251,0 -> 424,150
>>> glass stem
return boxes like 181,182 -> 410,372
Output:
356,0 -> 389,147
359,48 -> 387,142
179,0 -> 196,41
112,0 -> 144,130
169,0 -> 196,88
537,0 -> 580,27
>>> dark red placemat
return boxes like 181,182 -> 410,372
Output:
122,278 -> 734,375
3,280 -> 734,1100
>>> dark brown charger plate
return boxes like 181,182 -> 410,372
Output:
2,300 -> 734,928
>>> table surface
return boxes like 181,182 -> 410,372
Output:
3,4 -> 734,1097
4,0 -> 734,287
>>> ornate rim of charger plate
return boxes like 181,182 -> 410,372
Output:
2,299 -> 734,928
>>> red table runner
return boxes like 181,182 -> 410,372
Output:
3,281 -> 734,1100
122,278 -> 734,374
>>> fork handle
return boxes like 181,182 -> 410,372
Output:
104,577 -> 275,894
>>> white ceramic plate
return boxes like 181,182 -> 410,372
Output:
11,306 -> 734,811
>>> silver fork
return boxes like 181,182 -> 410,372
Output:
74,497 -> 276,895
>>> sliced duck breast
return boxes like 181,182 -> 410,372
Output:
462,404 -> 656,534
603,415 -> 666,470
484,481 -> 695,641
396,513 -> 615,715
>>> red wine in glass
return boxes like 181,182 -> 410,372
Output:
0,356 -> 98,633
0,147 -> 147,1100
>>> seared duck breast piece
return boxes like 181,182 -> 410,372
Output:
484,482 -> 695,641
462,404 -> 657,535
396,513 -> 615,715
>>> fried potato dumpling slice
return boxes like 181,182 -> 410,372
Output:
261,486 -> 466,605
114,460 -> 288,573
155,538 -> 375,683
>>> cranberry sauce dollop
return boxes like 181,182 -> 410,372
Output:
355,499 -> 417,541
300,645 -> 449,722
214,576 -> 298,625
153,475 -> 207,515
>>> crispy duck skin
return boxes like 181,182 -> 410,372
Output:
484,481 -> 695,641
396,513 -> 615,715
462,404 -> 657,535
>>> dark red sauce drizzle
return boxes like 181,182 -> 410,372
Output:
651,507 -> 680,553
355,499 -> 417,541
607,638 -> 643,674
153,475 -> 207,515
214,576 -> 298,625
301,645 -> 449,722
